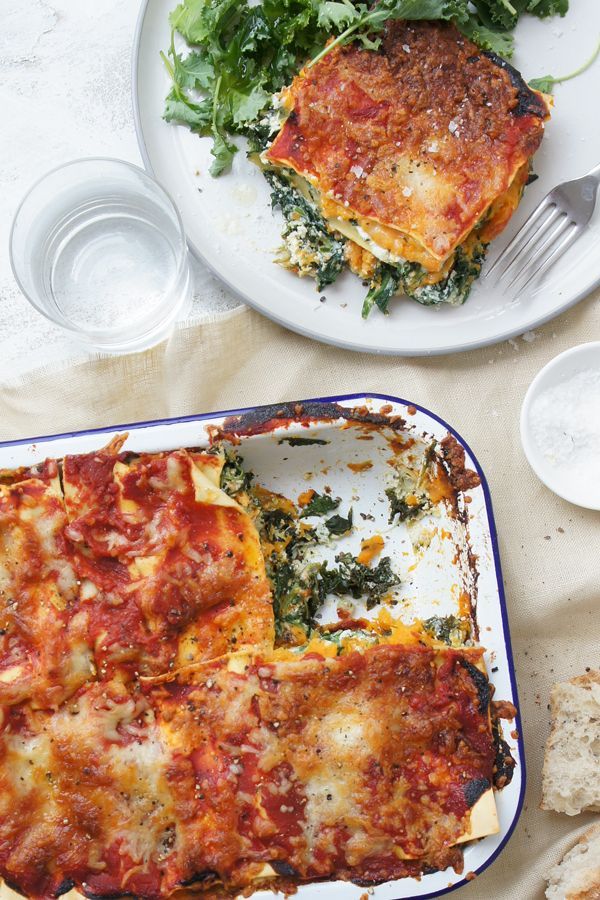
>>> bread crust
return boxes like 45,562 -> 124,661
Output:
541,671 -> 600,815
546,822 -> 600,900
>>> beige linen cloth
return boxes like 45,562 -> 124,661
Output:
1,294 -> 599,900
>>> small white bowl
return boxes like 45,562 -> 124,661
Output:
520,342 -> 600,510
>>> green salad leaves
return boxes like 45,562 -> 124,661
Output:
163,0 -> 569,174
472,0 -> 568,32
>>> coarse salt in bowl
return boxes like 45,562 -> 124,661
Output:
520,342 -> 600,510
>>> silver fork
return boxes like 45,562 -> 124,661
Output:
484,163 -> 600,293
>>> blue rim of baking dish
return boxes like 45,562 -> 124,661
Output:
0,392 -> 526,898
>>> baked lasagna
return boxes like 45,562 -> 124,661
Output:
261,21 -> 551,316
0,434 -> 515,899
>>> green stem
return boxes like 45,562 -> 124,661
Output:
308,18 -> 366,68
212,75 -> 222,130
550,36 -> 600,86
160,33 -> 187,104
498,0 -> 517,14
160,49 -> 175,80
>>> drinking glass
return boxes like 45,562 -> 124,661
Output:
10,158 -> 192,353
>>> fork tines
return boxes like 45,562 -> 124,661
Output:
483,169 -> 599,294
485,199 -> 577,292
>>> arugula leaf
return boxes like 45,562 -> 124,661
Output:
300,492 -> 341,517
325,508 -> 353,535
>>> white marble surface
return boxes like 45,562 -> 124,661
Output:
0,0 -> 240,380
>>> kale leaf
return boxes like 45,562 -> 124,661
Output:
324,508 -> 353,535
278,436 -> 330,446
319,552 -> 400,609
527,0 -> 568,14
458,14 -> 514,56
300,492 -> 341,517
472,0 -> 567,31
385,487 -> 429,523
471,0 -> 519,31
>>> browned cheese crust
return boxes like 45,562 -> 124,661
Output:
266,21 -> 550,262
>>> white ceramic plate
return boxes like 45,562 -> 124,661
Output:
0,393 -> 524,899
132,1 -> 600,356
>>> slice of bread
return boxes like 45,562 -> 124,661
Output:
541,671 -> 600,816
546,822 -> 600,899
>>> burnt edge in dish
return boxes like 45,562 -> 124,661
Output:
219,399 -> 407,436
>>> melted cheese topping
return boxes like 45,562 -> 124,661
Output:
152,644 -> 498,888
0,643 -> 500,898
61,441 -> 274,677
0,475 -> 92,709
0,681 -> 178,899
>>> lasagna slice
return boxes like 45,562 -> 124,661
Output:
0,465 -> 93,709
0,676 -> 177,900
151,643 -> 502,894
264,21 -> 551,315
0,643 -> 503,899
61,439 -> 274,678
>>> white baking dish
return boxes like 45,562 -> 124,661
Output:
0,393 -> 524,900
